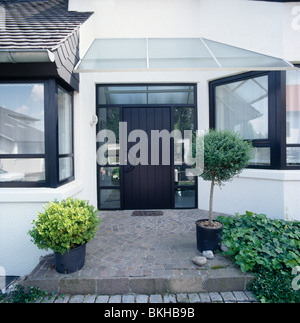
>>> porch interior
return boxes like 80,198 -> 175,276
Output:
23,209 -> 253,295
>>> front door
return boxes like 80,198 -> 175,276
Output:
123,107 -> 172,209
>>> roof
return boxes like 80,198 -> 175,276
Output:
0,0 -> 92,50
0,0 -> 93,91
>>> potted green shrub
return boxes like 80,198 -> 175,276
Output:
195,129 -> 252,252
28,198 -> 101,274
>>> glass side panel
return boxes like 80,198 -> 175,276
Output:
0,83 -> 45,154
99,189 -> 121,209
174,107 -> 195,165
99,166 -> 120,186
58,88 -> 73,155
175,188 -> 196,208
286,70 -> 300,144
0,158 -> 45,182
174,167 -> 195,185
59,157 -> 73,182
215,75 -> 268,140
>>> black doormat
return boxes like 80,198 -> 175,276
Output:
132,211 -> 163,216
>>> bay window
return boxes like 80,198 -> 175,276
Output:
0,80 -> 74,187
210,70 -> 300,170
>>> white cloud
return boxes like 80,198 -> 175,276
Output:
30,84 -> 44,102
15,104 -> 30,114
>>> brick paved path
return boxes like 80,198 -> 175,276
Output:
37,291 -> 257,303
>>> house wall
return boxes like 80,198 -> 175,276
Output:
1,0 -> 300,277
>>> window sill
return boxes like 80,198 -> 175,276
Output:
0,180 -> 84,203
238,168 -> 300,181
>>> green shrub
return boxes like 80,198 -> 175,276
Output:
28,198 -> 101,254
197,129 -> 252,226
217,212 -> 300,303
0,285 -> 48,303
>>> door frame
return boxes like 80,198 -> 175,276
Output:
96,83 -> 198,210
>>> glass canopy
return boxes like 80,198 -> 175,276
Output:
75,38 -> 294,72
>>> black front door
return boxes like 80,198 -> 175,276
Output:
123,107 -> 172,209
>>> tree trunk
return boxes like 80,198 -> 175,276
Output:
209,179 -> 215,226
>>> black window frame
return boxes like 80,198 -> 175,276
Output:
0,79 -> 74,188
209,71 -> 285,170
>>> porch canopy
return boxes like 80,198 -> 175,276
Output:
75,38 -> 294,72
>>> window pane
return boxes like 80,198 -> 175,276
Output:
215,76 -> 268,140
286,70 -> 300,144
59,157 -> 73,181
175,188 -> 196,208
0,83 -> 44,154
287,147 -> 300,166
174,107 -> 195,165
99,189 -> 120,209
98,85 -> 194,105
174,167 -> 195,185
98,107 -> 120,165
99,166 -> 120,186
248,147 -> 270,166
0,158 -> 45,182
58,88 -> 72,154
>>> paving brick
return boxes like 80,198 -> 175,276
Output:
233,291 -> 249,302
188,293 -> 201,303
136,294 -> 148,303
199,292 -> 211,303
209,292 -> 223,302
69,295 -> 85,303
176,293 -> 189,303
83,295 -> 96,303
95,295 -> 109,303
149,294 -> 163,303
109,295 -> 122,303
220,291 -> 236,303
163,293 -> 177,303
122,294 -> 135,303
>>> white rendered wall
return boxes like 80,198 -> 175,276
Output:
0,182 -> 84,276
70,0 -> 300,62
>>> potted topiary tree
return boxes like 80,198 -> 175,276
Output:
195,129 -> 252,252
28,198 -> 101,274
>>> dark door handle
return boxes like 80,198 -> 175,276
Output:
125,150 -> 136,173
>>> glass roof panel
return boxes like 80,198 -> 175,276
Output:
202,38 -> 291,68
76,38 -> 293,72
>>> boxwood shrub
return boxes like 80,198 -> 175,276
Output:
28,198 -> 101,254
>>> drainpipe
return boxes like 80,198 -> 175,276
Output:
0,49 -> 55,63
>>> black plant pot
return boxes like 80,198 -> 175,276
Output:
195,219 -> 223,252
54,243 -> 86,274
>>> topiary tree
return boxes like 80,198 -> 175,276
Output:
200,129 -> 253,227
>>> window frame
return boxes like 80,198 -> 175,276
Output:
0,79 -> 74,188
96,83 -> 198,210
209,71 -> 284,170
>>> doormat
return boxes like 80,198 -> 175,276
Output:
132,211 -> 163,216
